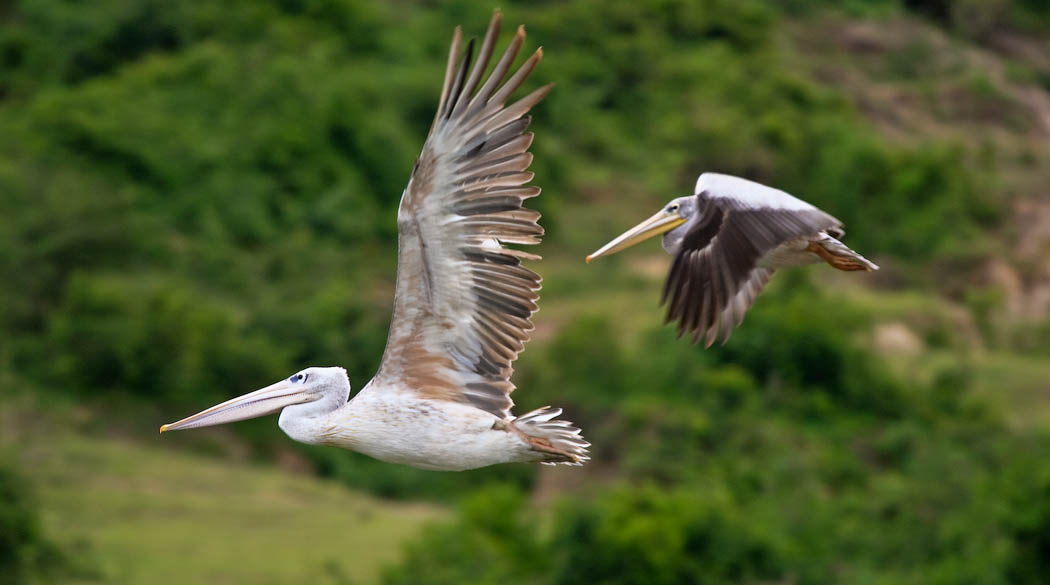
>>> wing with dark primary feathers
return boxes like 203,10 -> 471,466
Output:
370,12 -> 551,419
662,173 -> 841,347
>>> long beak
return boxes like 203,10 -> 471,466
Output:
586,210 -> 687,263
160,379 -> 311,433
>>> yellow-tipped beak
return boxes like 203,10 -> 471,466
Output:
586,210 -> 687,262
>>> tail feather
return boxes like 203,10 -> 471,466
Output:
514,406 -> 590,466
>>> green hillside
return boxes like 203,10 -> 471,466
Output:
4,0 -> 1050,584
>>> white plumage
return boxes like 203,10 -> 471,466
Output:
697,173 -> 817,212
161,13 -> 588,471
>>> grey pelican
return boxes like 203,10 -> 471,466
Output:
586,172 -> 878,346
160,13 -> 589,470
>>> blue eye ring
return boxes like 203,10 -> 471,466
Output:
289,373 -> 307,383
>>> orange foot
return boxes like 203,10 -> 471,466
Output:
807,241 -> 873,272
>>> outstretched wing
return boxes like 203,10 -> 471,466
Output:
662,173 -> 840,346
369,12 -> 550,419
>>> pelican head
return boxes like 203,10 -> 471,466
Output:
160,367 -> 350,437
586,195 -> 696,262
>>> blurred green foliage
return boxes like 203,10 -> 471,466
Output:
3,0 -> 1050,583
0,461 -> 61,585
0,0 -> 1009,406
384,291 -> 1048,584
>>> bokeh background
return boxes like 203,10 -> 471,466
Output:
4,0 -> 1050,583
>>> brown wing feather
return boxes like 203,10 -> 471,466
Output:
663,193 -> 838,346
372,12 -> 550,419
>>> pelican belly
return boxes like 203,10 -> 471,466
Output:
313,385 -> 534,471
757,236 -> 822,268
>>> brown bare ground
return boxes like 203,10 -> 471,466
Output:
792,15 -> 1050,320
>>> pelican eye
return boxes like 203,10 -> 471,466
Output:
289,373 -> 306,383
667,204 -> 679,213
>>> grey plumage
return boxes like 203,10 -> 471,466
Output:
375,11 -> 553,419
662,191 -> 840,345
587,172 -> 878,347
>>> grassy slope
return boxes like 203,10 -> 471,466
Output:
0,397 -> 445,585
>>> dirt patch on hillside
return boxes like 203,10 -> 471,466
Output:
794,17 -> 1050,141
792,16 -> 1050,320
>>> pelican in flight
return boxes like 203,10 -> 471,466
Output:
586,173 -> 878,346
160,13 -> 588,470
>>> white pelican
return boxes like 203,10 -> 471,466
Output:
586,172 -> 878,346
160,13 -> 589,470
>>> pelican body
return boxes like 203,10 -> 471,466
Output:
161,13 -> 588,471
587,173 -> 877,346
